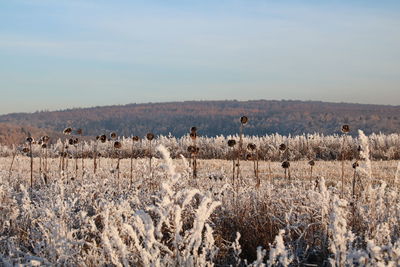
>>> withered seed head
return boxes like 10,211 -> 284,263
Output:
110,132 -> 117,139
187,145 -> 196,153
187,146 -> 200,154
190,132 -> 197,140
100,135 -> 107,143
247,143 -> 256,151
68,138 -> 74,145
281,161 -> 290,169
352,161 -> 359,169
41,135 -> 50,143
22,147 -> 30,153
132,136 -> 139,142
240,116 -> 248,124
308,160 -> 315,166
341,124 -> 350,133
279,143 -> 287,151
191,126 -> 197,133
114,141 -> 122,149
26,137 -> 34,144
228,139 -> 236,147
63,127 -> 72,135
146,133 -> 155,141
41,144 -> 47,149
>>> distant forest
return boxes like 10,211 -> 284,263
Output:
0,100 -> 399,144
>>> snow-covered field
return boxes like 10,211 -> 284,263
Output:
1,133 -> 400,266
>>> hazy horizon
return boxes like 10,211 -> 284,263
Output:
1,0 -> 400,114
1,98 -> 400,116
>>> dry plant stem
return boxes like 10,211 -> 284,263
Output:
310,166 -> 313,185
254,151 -> 260,188
149,140 -> 153,189
351,167 -> 358,226
59,144 -> 64,172
236,124 -> 243,185
192,138 -> 197,178
62,141 -> 66,172
341,135 -> 346,198
65,147 -> 69,172
130,143 -> 134,185
81,138 -> 84,175
352,168 -> 357,200
93,142 -> 97,174
39,148 -> 42,177
113,145 -> 116,169
43,147 -> 48,184
74,146 -> 78,178
44,146 -> 48,174
192,153 -> 197,178
231,148 -> 236,187
8,145 -> 16,179
29,142 -> 33,189
116,151 -> 120,188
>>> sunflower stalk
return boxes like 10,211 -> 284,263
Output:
8,145 -> 16,180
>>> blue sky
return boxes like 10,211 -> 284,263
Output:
1,0 -> 400,114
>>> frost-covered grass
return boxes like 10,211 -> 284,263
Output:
1,132 -> 400,161
1,145 -> 400,266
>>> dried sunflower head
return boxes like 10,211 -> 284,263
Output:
341,124 -> 350,133
146,133 -> 155,141
281,161 -> 290,169
247,143 -> 256,151
63,127 -> 72,135
187,145 -> 196,153
100,135 -> 107,143
114,141 -> 122,149
279,143 -> 287,151
190,132 -> 197,140
41,135 -> 50,143
228,139 -> 236,147
352,161 -> 359,169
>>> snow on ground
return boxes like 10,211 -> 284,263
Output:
0,144 -> 400,266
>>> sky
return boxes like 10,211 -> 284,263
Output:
1,0 -> 400,115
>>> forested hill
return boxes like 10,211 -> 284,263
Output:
0,100 -> 399,142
